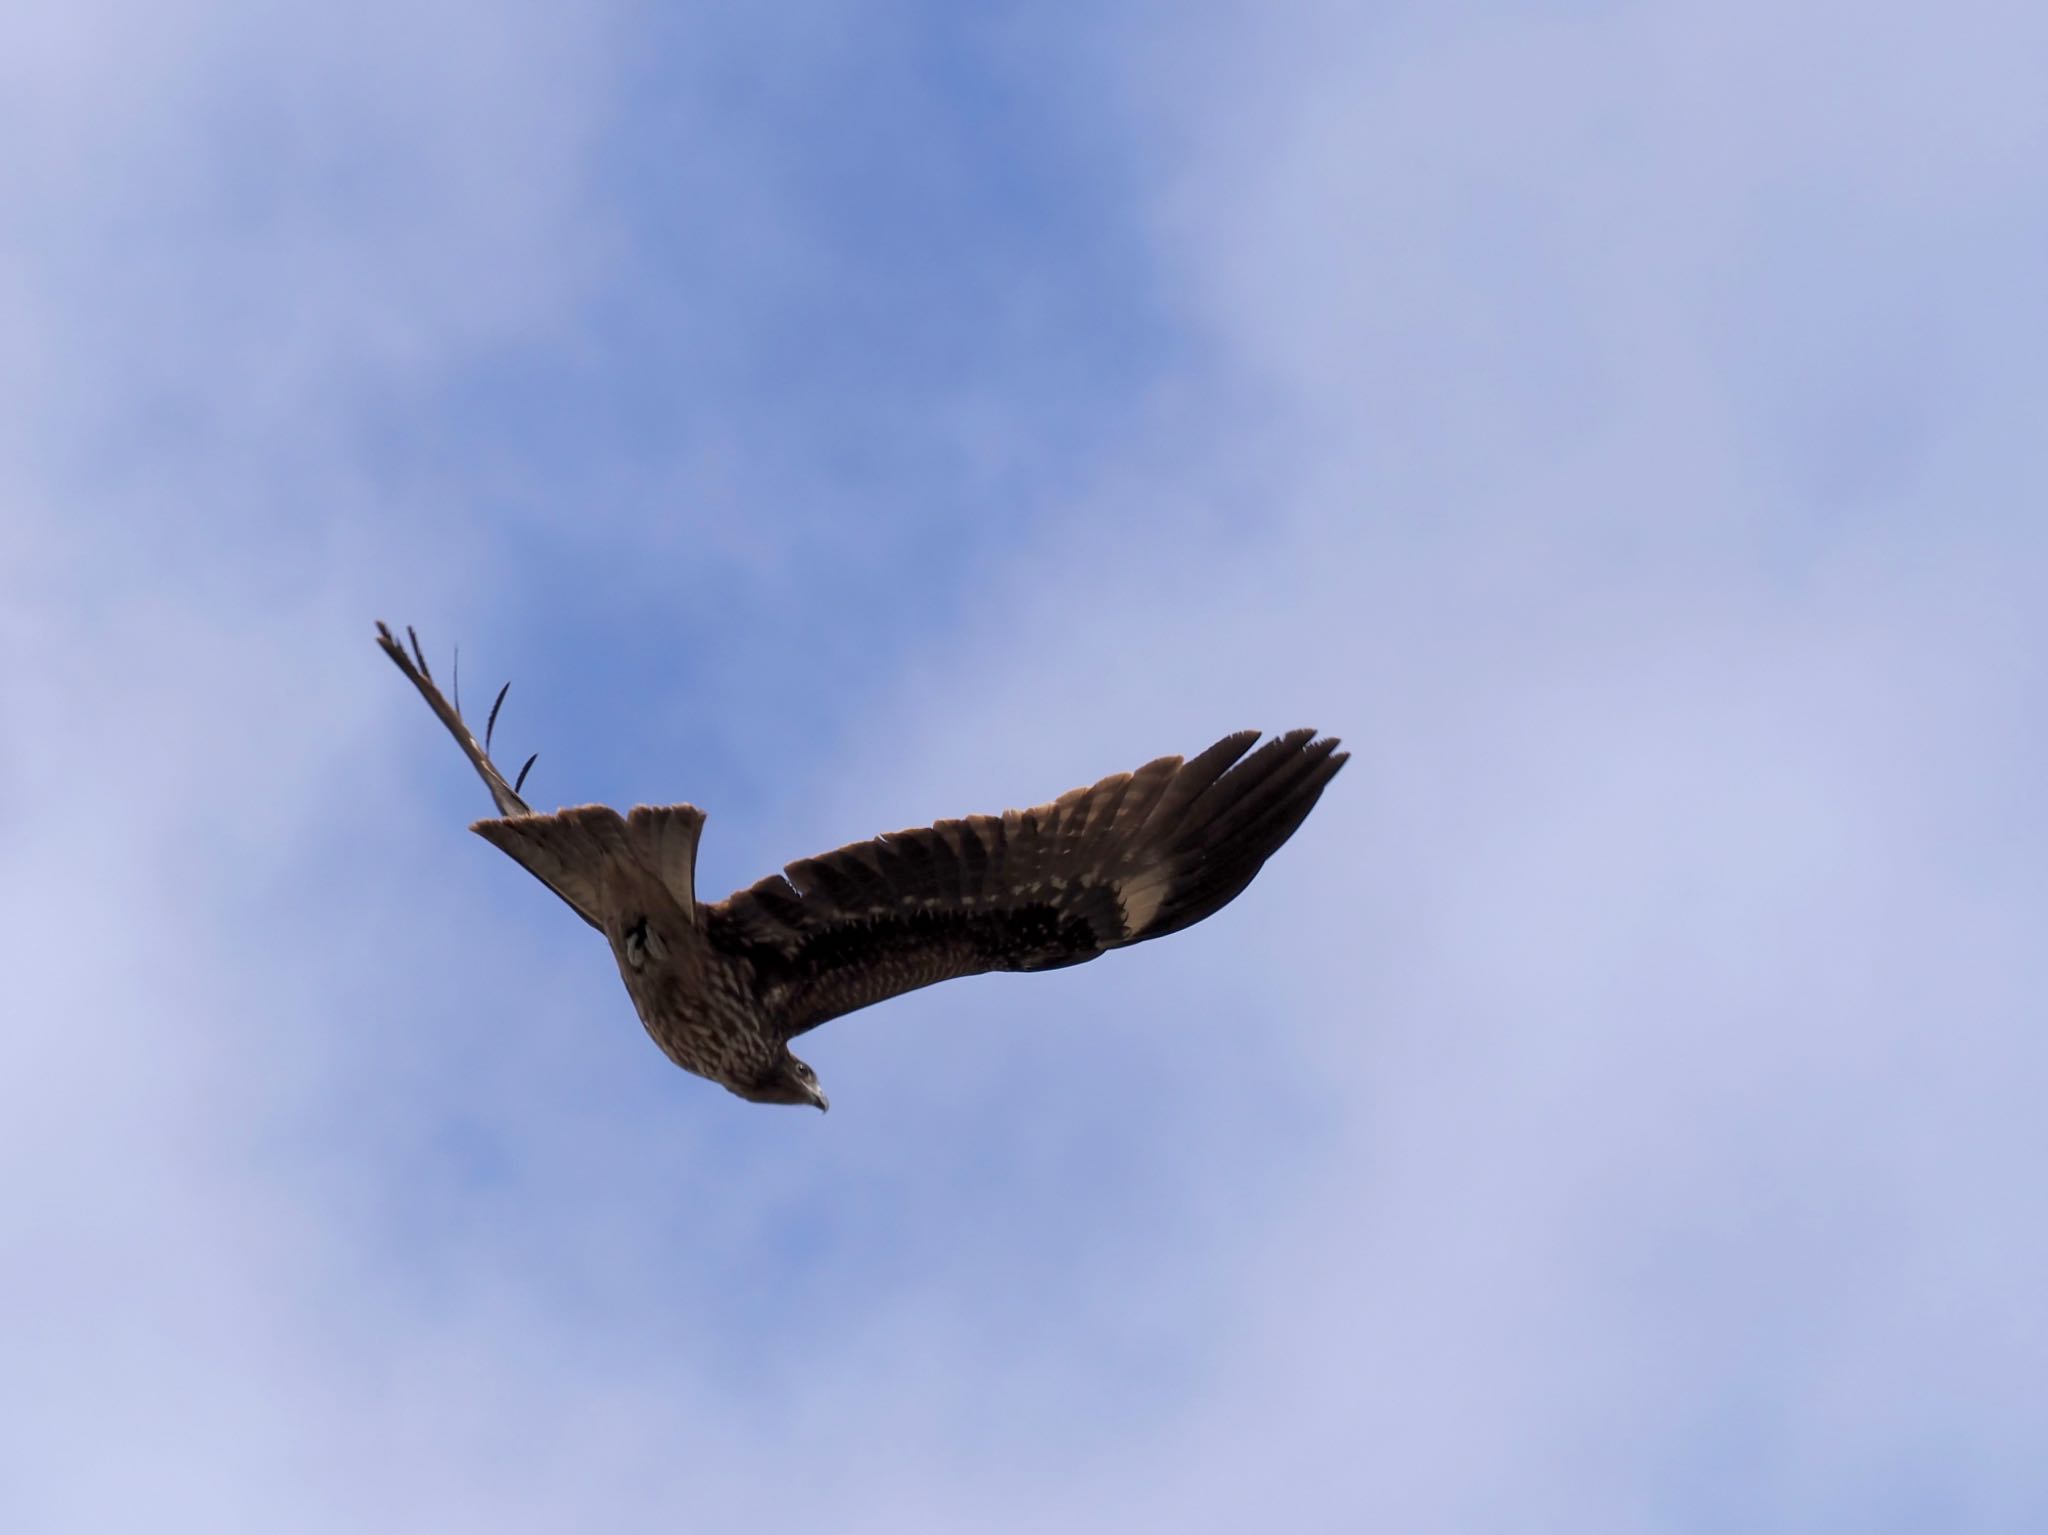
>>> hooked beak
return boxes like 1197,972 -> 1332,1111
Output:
809,1086 -> 830,1113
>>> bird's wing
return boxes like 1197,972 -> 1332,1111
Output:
705,729 -> 1347,1039
376,620 -> 608,931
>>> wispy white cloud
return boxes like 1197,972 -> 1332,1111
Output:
938,3 -> 2048,1526
4,1 -> 2043,1530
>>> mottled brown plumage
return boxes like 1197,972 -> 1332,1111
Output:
377,622 -> 1347,1110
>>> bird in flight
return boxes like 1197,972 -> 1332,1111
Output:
377,622 -> 1346,1111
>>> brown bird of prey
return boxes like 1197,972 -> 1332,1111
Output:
377,622 -> 1346,1111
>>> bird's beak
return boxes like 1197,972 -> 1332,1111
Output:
811,1088 -> 830,1113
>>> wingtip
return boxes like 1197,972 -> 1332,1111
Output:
485,680 -> 511,753
1283,728 -> 1346,761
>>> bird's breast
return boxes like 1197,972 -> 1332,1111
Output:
620,948 -> 775,1089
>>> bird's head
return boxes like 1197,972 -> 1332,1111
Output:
735,1051 -> 830,1112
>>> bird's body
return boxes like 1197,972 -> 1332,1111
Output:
377,622 -> 1346,1110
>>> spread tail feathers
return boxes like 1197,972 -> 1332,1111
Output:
377,622 -> 708,933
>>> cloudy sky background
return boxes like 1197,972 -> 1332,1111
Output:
4,1 -> 2045,1528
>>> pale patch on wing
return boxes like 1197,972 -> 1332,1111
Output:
1116,866 -> 1173,935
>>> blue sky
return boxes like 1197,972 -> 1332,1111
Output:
4,1 -> 2045,1529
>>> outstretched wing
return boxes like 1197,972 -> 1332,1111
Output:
706,729 -> 1347,1039
376,621 -> 608,932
